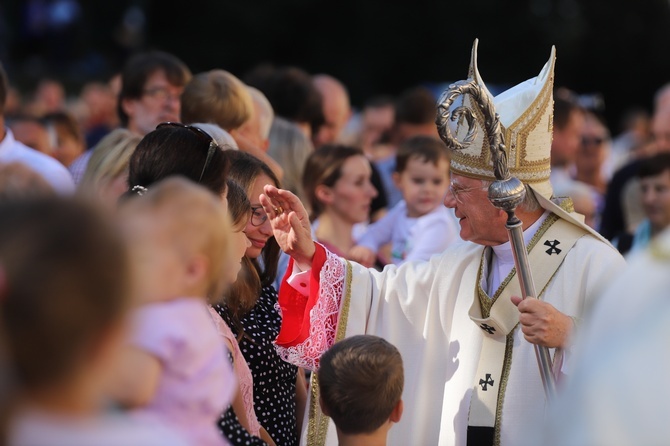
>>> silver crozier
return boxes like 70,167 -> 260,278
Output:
436,79 -> 557,400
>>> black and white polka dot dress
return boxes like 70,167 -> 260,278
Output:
215,285 -> 299,446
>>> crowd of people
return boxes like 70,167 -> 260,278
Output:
0,39 -> 669,446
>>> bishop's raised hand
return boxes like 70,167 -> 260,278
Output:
260,185 -> 316,270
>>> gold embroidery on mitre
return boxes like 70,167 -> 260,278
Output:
441,42 -> 556,187
504,64 -> 555,184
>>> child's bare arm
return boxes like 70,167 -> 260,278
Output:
108,346 -> 162,408
348,245 -> 376,267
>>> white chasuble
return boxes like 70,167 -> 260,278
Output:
281,214 -> 625,446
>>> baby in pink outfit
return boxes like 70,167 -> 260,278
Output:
111,178 -> 242,446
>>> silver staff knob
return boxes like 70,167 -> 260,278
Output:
488,177 -> 526,215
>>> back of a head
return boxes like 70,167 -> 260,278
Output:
637,152 -> 670,179
128,125 -> 229,196
395,86 -> 437,125
260,67 -> 324,134
117,51 -> 191,127
553,88 -> 583,130
395,135 -> 449,173
302,144 -> 364,218
120,177 -> 233,300
0,163 -> 55,202
318,335 -> 404,435
0,197 -> 129,391
181,70 -> 253,131
79,128 -> 142,196
247,86 -> 274,140
267,117 -> 313,198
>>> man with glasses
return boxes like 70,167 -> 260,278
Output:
263,41 -> 625,446
118,51 -> 191,137
69,51 -> 191,183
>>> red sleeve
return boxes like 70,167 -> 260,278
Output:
275,244 -> 327,347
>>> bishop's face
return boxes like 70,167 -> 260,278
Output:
444,173 -> 508,246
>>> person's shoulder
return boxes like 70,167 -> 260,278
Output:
10,410 -> 189,446
4,138 -> 60,169
561,232 -> 626,281
2,138 -> 75,192
385,200 -> 407,218
132,299 -> 210,337
438,238 -> 479,260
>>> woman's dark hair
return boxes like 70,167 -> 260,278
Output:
226,179 -> 251,228
0,198 -> 129,440
127,125 -> 229,196
302,144 -> 365,220
226,150 -> 281,286
223,151 -> 281,340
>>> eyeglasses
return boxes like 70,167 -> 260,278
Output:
448,182 -> 488,204
156,122 -> 219,183
143,86 -> 181,103
250,205 -> 268,227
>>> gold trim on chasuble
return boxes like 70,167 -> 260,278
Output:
475,213 -> 559,446
306,260 -> 354,446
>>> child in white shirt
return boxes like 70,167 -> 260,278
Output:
350,136 -> 460,266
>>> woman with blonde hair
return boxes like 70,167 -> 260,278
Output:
78,128 -> 141,208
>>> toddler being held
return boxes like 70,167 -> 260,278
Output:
349,136 -> 460,266
111,177 -> 239,446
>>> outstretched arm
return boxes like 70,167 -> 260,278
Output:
259,185 -> 315,270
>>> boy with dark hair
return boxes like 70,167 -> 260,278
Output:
318,335 -> 404,446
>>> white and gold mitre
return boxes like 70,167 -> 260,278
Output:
437,39 -> 556,200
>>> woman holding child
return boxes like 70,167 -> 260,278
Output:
113,123 -> 279,445
215,150 -> 305,446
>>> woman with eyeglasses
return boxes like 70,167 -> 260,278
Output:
214,150 -> 305,446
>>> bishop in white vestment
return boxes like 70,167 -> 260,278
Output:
261,40 -> 626,446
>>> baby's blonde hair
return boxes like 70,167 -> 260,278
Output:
122,176 -> 233,301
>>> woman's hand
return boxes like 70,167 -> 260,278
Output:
260,185 -> 315,270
